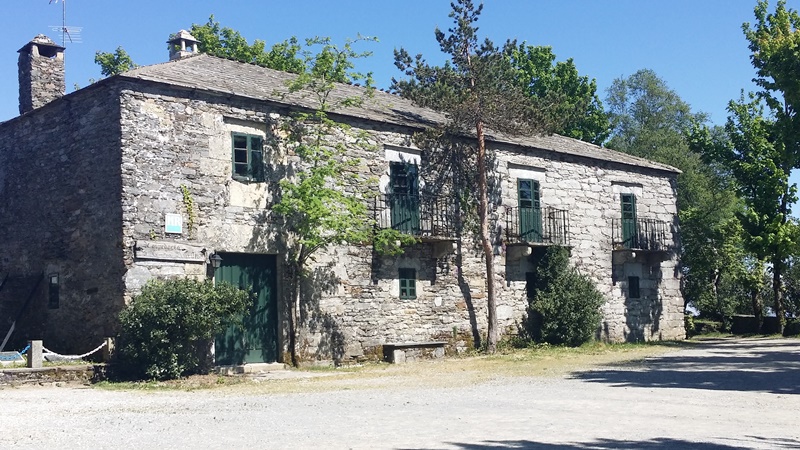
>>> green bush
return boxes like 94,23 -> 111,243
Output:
115,278 -> 250,380
526,247 -> 604,346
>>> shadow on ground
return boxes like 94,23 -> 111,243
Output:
426,435 -> 800,449
572,338 -> 800,395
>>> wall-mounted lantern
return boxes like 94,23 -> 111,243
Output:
209,253 -> 223,271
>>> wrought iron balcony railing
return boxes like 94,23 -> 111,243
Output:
504,206 -> 570,246
612,217 -> 672,252
372,193 -> 457,240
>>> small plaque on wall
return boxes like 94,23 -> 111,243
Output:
165,213 -> 183,234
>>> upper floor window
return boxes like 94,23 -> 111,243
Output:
232,133 -> 264,182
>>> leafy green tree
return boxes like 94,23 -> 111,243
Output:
716,93 -> 799,333
526,247 -> 603,346
693,0 -> 800,334
272,37 -> 380,366
508,44 -> 610,145
392,0 -> 558,353
115,278 -> 249,380
733,0 -> 800,333
190,16 -> 305,73
94,47 -> 137,77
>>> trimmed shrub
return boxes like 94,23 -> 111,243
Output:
115,278 -> 250,380
526,247 -> 604,346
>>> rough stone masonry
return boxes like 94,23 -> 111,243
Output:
0,33 -> 684,361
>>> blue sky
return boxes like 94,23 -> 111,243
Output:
0,1 -> 795,141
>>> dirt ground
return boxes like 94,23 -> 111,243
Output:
2,337 -> 799,449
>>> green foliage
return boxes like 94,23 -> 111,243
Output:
189,15 -> 305,73
273,37 -> 377,270
526,247 -> 604,347
391,3 -> 555,137
392,0 -> 555,353
180,184 -> 196,239
687,1 -> 800,333
373,228 -> 418,256
94,47 -> 137,77
508,44 -> 610,144
271,37 -> 376,366
115,278 -> 249,380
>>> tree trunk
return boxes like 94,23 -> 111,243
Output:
287,262 -> 300,367
751,287 -> 762,332
476,120 -> 498,353
773,255 -> 785,335
711,269 -> 721,321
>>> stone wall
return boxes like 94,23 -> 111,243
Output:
114,81 -> 684,364
0,83 -> 126,352
495,144 -> 684,342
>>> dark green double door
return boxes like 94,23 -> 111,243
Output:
390,162 -> 420,234
621,193 -> 638,248
214,253 -> 278,365
518,179 -> 543,242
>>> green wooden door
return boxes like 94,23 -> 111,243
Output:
621,193 -> 638,248
390,162 -> 420,234
518,179 -> 542,242
214,253 -> 278,365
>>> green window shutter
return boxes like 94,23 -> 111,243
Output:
389,163 -> 420,234
250,136 -> 264,182
518,179 -> 542,242
399,268 -> 417,300
621,193 -> 637,248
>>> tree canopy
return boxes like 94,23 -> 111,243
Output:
189,15 -> 305,73
688,0 -> 800,333
94,47 -> 137,77
508,44 -> 610,145
272,37 -> 377,366
393,0 -> 566,352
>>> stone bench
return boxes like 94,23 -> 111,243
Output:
383,341 -> 447,364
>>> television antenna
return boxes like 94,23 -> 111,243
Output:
48,0 -> 83,46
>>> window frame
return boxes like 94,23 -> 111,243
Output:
517,179 -> 540,210
398,268 -> 417,300
231,132 -> 265,182
628,276 -> 640,299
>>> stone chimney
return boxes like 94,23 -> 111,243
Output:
168,30 -> 200,61
18,35 -> 65,115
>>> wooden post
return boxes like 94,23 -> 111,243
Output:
27,340 -> 42,368
101,337 -> 115,363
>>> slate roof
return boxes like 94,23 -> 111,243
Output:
121,54 -> 680,175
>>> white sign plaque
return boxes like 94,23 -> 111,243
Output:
165,213 -> 183,234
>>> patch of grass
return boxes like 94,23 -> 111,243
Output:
94,374 -> 250,391
91,341 -> 685,394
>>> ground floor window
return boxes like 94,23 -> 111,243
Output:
628,276 -> 640,299
399,268 -> 417,300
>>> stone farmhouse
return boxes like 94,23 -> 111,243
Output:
0,32 -> 684,364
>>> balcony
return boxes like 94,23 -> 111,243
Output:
372,193 -> 457,241
504,206 -> 570,246
612,217 -> 672,252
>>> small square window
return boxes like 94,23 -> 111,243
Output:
628,276 -> 640,299
399,268 -> 416,300
231,133 -> 265,182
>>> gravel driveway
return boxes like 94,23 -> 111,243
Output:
2,337 -> 799,449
